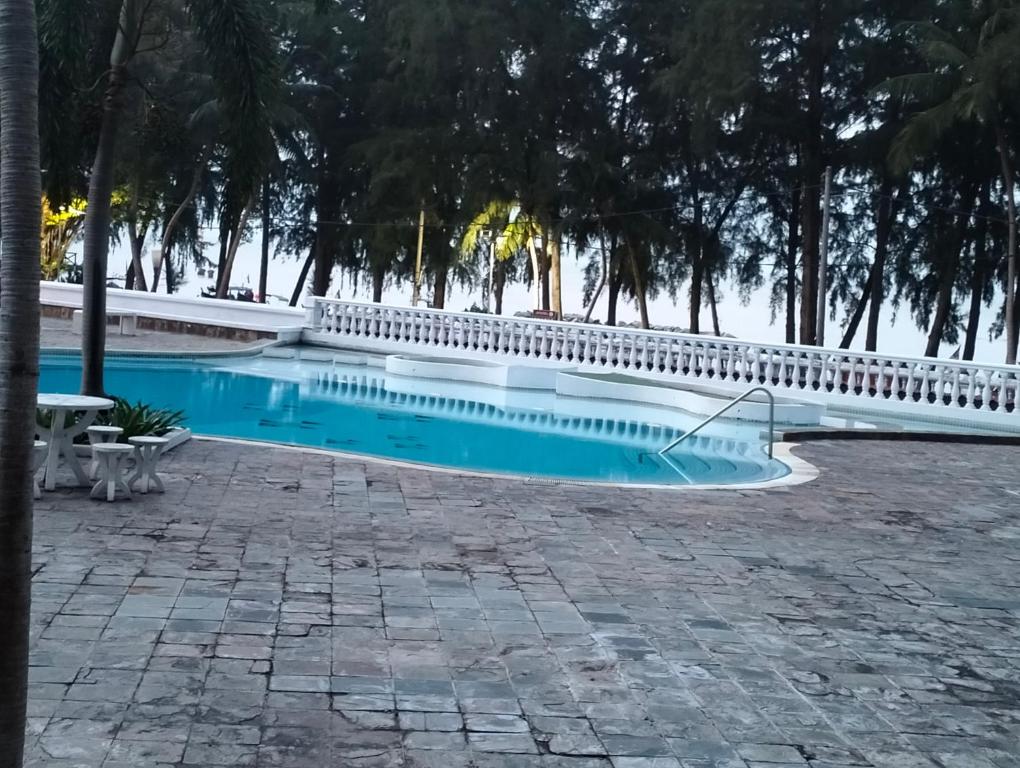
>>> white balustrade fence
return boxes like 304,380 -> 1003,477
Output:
305,298 -> 1020,427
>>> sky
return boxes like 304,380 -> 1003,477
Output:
105,232 -> 1010,365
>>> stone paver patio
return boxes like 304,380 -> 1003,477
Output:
25,439 -> 1020,768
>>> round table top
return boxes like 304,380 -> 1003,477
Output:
128,436 -> 170,445
37,393 -> 115,410
91,442 -> 134,453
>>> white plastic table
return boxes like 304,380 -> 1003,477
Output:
36,394 -> 115,491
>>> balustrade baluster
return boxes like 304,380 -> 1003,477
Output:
982,370 -> 994,411
964,367 -> 977,409
804,353 -> 820,391
934,367 -> 947,405
903,362 -> 917,402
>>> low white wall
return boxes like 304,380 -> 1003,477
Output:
41,281 -> 305,335
557,372 -> 824,426
385,354 -> 567,390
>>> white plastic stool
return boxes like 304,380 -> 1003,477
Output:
90,443 -> 134,502
33,440 -> 48,499
128,436 -> 169,494
87,425 -> 123,479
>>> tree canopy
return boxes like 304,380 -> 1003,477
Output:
37,0 -> 1020,363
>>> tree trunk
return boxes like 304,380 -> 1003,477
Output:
963,182 -> 991,361
432,266 -> 447,310
925,193 -> 975,358
311,161 -> 340,297
289,245 -> 315,307
80,47 -> 133,394
494,259 -> 505,315
689,255 -> 704,335
154,146 -> 208,292
584,227 -> 609,324
539,229 -> 551,311
689,184 -> 704,334
126,194 -> 148,292
258,178 -> 270,303
839,270 -> 874,349
526,236 -> 541,310
124,260 -> 135,291
549,229 -> 563,318
924,265 -> 958,359
0,1 -> 42,763
624,233 -> 650,329
607,236 -> 622,326
799,5 -> 825,346
372,263 -> 385,303
706,270 -> 721,336
216,196 -> 255,298
865,180 -> 897,351
994,121 -> 1018,364
786,186 -> 800,344
216,221 -> 230,284
165,251 -> 177,294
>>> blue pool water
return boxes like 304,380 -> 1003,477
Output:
39,353 -> 788,486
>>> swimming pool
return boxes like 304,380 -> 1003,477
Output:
39,353 -> 790,487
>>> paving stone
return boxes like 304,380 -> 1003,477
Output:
468,731 -> 540,753
403,731 -> 468,750
22,439 -> 1020,768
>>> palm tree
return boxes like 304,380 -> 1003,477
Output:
885,5 -> 1020,362
57,0 -> 280,394
462,201 -> 547,312
0,0 -> 43,761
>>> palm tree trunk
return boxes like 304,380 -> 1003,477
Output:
0,1 -> 42,762
80,0 -> 139,396
994,122 -> 1018,364
154,146 -> 208,292
216,196 -> 255,298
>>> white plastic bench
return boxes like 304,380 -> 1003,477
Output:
71,309 -> 137,336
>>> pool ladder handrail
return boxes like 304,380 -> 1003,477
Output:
659,386 -> 776,460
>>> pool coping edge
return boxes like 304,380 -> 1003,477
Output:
190,435 -> 818,492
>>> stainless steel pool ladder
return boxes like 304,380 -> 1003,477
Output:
659,386 -> 776,460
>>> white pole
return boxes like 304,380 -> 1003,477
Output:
816,166 -> 833,346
